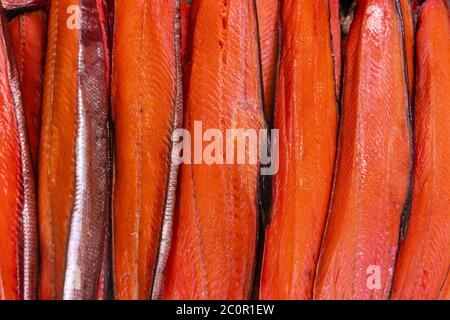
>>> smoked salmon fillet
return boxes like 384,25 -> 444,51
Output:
314,0 -> 413,300
161,0 -> 265,300
391,0 -> 450,300
256,0 -> 280,125
260,0 -> 339,300
0,4 -> 37,300
39,0 -> 111,300
112,0 -> 183,300
8,10 -> 46,174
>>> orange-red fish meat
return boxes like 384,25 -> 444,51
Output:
260,0 -> 338,300
8,10 -> 46,174
162,0 -> 265,300
391,0 -> 450,300
0,4 -> 37,300
256,0 -> 280,125
112,0 -> 183,300
314,0 -> 413,300
39,0 -> 111,300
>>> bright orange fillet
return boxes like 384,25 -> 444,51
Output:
112,0 -> 182,300
39,0 -> 111,300
256,0 -> 280,125
8,10 -> 46,175
260,0 -> 338,300
391,0 -> 450,300
314,0 -> 413,300
39,0 -> 80,299
0,5 -> 37,300
162,0 -> 265,300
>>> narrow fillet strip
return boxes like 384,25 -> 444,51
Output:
260,0 -> 338,300
112,0 -> 182,300
8,10 -> 46,174
162,0 -> 265,300
330,0 -> 342,99
39,0 -> 111,300
399,0 -> 415,100
314,0 -> 413,300
391,0 -> 450,300
256,0 -> 280,125
0,4 -> 37,300
181,0 -> 191,67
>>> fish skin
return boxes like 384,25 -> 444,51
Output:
39,0 -> 111,300
112,0 -> 182,300
391,0 -> 450,300
0,4 -> 37,300
330,0 -> 342,99
8,10 -> 46,175
314,0 -> 413,300
256,0 -> 280,126
96,0 -> 113,301
259,0 -> 338,300
162,0 -> 265,300
63,0 -> 111,300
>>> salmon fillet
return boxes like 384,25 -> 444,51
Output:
8,10 -> 46,175
314,0 -> 413,300
162,0 -> 265,300
260,0 -> 339,300
112,0 -> 182,300
0,4 -> 37,300
391,0 -> 450,300
39,0 -> 111,300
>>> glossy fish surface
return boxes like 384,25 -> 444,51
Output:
260,0 -> 338,300
112,0 -> 182,300
391,0 -> 450,300
0,4 -> 37,301
162,0 -> 265,300
256,0 -> 280,125
314,0 -> 413,300
39,0 -> 111,300
8,9 -> 46,174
